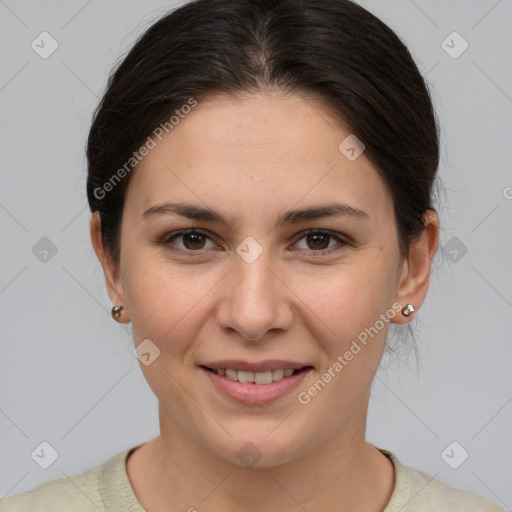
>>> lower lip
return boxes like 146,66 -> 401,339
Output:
200,367 -> 312,405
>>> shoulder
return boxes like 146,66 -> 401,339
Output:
381,449 -> 506,512
0,450 -> 130,512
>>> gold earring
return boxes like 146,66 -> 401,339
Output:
111,305 -> 124,321
402,304 -> 415,317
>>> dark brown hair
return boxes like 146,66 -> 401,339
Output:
87,0 -> 439,261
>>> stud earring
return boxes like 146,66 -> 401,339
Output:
111,305 -> 124,321
402,304 -> 415,317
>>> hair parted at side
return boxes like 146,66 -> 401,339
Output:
86,0 -> 440,262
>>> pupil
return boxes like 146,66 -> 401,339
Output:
308,233 -> 329,250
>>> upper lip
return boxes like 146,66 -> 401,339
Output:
200,360 -> 311,372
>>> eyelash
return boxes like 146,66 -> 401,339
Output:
161,228 -> 349,258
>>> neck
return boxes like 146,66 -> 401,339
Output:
127,402 -> 394,512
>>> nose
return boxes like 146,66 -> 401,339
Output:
215,249 -> 293,342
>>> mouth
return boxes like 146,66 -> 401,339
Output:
199,362 -> 313,405
200,366 -> 310,384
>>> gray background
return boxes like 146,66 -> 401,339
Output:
0,0 -> 511,508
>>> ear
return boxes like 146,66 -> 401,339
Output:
391,209 -> 440,324
90,212 -> 130,323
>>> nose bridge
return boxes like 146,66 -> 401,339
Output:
216,246 -> 290,341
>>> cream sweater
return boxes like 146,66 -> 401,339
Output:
0,447 -> 505,511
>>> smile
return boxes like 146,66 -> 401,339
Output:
200,365 -> 313,405
202,367 -> 302,384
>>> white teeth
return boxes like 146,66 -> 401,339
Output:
255,371 -> 272,385
238,371 -> 255,383
226,369 -> 238,381
216,368 -> 299,384
272,368 -> 284,380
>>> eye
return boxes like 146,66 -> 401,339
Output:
161,228 -> 348,257
163,229 -> 217,253
292,230 -> 348,255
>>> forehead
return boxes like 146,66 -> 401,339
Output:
125,93 -> 393,225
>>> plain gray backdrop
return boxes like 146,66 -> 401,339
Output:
1,0 -> 511,508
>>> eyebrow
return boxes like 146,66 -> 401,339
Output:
142,202 -> 369,227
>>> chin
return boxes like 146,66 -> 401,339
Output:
204,427 -> 305,469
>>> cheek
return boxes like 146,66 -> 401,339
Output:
122,251 -> 222,346
291,262 -> 397,420
122,258 -> 213,401
289,255 -> 398,343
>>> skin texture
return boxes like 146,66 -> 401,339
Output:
91,92 -> 439,511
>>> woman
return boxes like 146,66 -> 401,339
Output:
0,0 -> 505,510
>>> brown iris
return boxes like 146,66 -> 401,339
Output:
306,232 -> 330,250
182,232 -> 207,250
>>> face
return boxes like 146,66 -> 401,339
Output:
95,92 -> 432,467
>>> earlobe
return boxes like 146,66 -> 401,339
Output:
90,212 -> 128,319
392,210 -> 440,324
